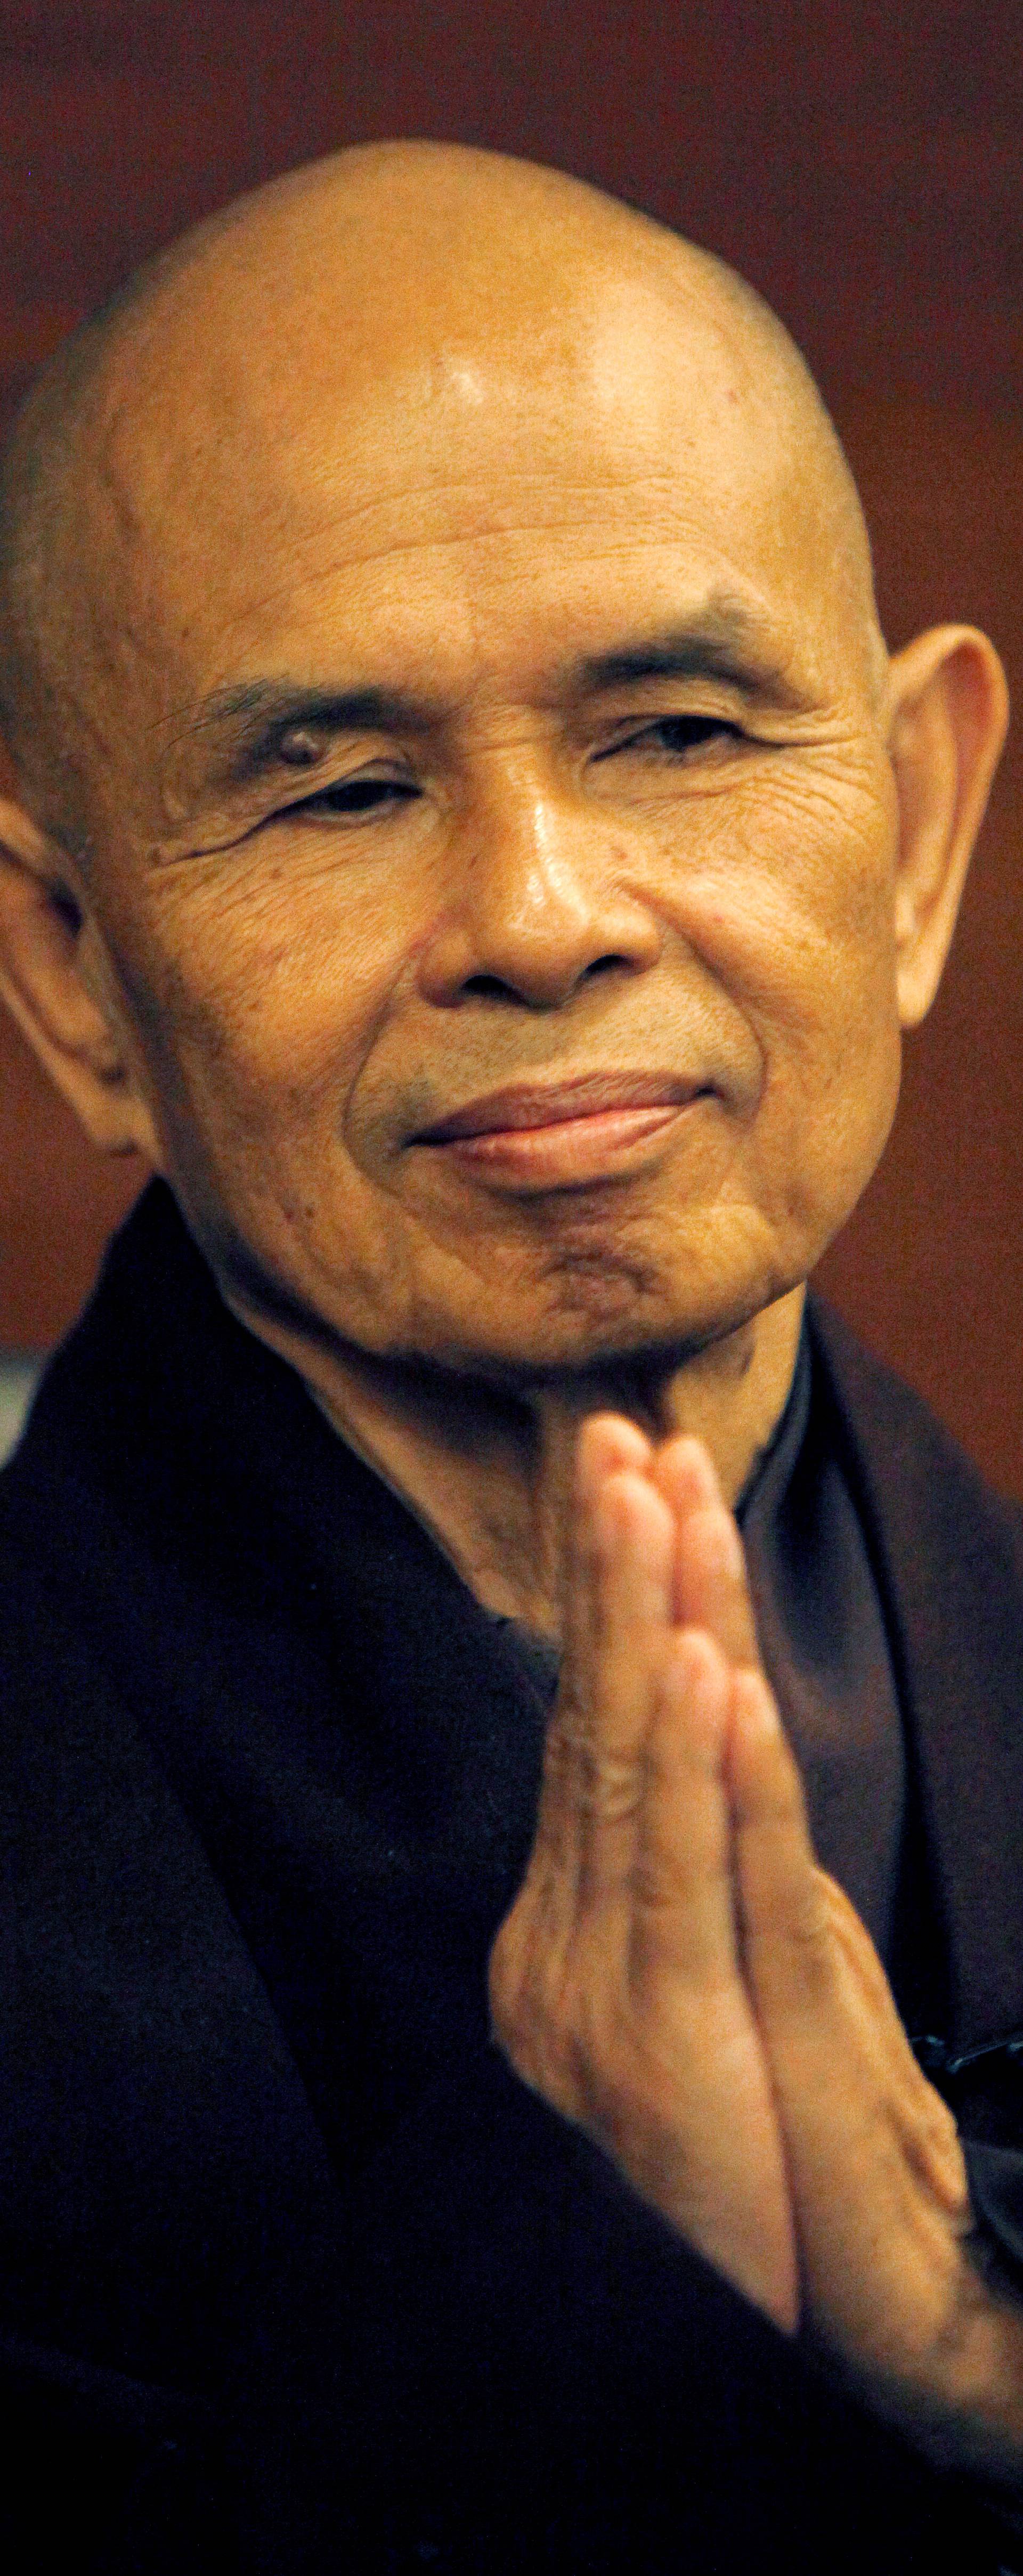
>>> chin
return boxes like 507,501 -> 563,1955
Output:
200,1177 -> 801,1393
417,1244 -> 790,1391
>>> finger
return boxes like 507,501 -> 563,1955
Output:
575,1466 -> 676,1913
821,1885 -> 969,2214
530,1441 -> 662,1916
652,1437 -> 762,1665
651,1431 -> 720,1526
728,1665 -> 829,2004
730,1694 -> 907,2077
492,1429 -> 662,2105
562,1415 -> 654,1704
726,1670 -> 928,2134
675,1501 -> 762,1668
728,1673 -> 972,2263
628,1626 -> 740,1999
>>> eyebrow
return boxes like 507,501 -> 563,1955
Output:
175,681 -> 443,788
577,607 -> 809,708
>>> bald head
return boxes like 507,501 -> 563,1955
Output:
0,136 -> 1004,1423
0,140 -> 880,855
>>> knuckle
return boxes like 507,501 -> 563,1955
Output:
630,1847 -> 685,1913
543,1708 -> 646,1822
747,1887 -> 837,1995
541,1716 -> 577,1787
489,1925 -> 580,2092
817,1868 -> 864,1940
782,1906 -> 835,1977
577,1747 -> 644,1822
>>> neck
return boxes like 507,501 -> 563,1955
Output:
296,1287 -> 806,1644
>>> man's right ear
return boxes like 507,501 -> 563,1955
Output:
0,793 -> 160,1161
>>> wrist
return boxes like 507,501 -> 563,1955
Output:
863,2243 -> 1023,2490
938,2244 -> 1023,2487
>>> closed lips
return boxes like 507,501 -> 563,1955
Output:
415,1075 -> 709,1142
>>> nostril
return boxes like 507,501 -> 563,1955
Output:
462,973 -> 521,1001
581,952 -> 634,981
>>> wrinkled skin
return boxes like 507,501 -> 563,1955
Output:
0,142 -> 1014,2477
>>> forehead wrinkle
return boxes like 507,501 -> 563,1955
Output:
155,518 -> 826,693
161,477 -> 737,606
78,326 -> 871,732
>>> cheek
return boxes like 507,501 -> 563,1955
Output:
107,872 -> 431,1334
659,765 -> 899,1058
125,863 -> 411,1152
656,769 -> 903,1236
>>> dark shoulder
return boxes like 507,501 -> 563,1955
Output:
806,1289 -> 1023,1595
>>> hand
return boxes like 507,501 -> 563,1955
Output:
489,1418 -> 1023,2479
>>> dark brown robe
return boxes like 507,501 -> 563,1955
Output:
1,1182 -> 1021,2572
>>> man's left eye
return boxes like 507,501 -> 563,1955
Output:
596,714 -> 740,763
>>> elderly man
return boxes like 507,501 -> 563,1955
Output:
0,138 -> 1021,2571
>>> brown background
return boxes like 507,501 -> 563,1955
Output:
1,0 -> 1021,1490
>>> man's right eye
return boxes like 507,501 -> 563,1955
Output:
285,775 -> 421,819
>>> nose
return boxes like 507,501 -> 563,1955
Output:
416,779 -> 662,1011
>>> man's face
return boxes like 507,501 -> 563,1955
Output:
82,256 -> 902,1380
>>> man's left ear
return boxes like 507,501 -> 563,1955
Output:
888,624 -> 1009,1029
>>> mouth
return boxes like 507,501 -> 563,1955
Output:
412,1072 -> 713,1186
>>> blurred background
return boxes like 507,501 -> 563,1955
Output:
1,0 -> 1021,1486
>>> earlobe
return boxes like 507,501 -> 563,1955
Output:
0,793 -> 158,1160
888,625 -> 1009,1030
